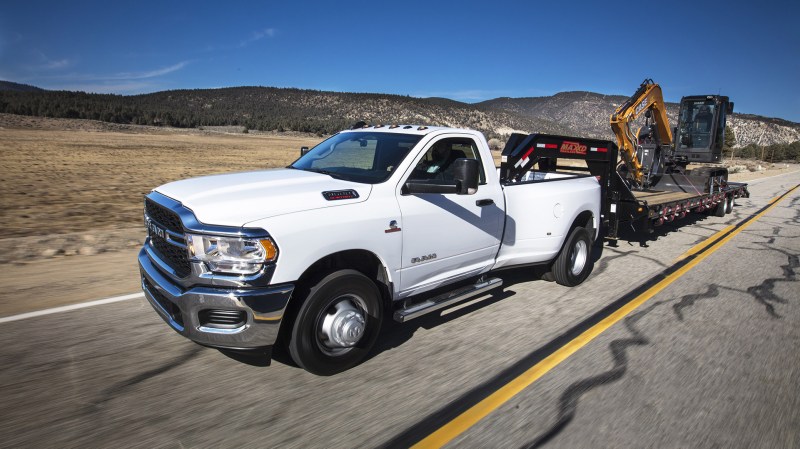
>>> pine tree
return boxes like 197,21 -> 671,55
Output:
723,125 -> 736,160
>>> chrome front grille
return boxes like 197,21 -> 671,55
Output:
145,197 -> 192,278
150,234 -> 192,278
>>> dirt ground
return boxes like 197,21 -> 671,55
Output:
0,114 -> 320,239
1,113 -> 797,316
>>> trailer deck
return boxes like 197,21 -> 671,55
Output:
634,190 -> 697,204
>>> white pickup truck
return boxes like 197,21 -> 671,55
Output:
139,125 -> 603,374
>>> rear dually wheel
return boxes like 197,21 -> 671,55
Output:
552,226 -> 594,287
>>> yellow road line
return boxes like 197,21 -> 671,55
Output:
673,223 -> 735,263
675,186 -> 795,263
413,184 -> 799,448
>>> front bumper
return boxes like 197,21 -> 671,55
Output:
139,247 -> 294,350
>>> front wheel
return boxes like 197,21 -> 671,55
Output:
288,269 -> 383,375
552,227 -> 594,287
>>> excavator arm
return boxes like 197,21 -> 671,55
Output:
610,79 -> 673,188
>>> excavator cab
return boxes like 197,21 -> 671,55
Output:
673,95 -> 733,164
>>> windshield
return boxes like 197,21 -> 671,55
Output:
291,132 -> 423,184
676,99 -> 717,150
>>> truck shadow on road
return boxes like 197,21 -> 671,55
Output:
608,211 -> 718,247
372,231 -> 614,363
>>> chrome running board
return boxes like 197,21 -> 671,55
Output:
393,277 -> 503,323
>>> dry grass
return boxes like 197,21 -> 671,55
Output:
1,123 -> 321,238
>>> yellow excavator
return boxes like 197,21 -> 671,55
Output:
610,78 -> 734,191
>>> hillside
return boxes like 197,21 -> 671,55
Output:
478,92 -> 624,140
477,91 -> 800,148
0,83 -> 797,149
0,80 -> 45,92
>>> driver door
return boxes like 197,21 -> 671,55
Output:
395,135 -> 504,297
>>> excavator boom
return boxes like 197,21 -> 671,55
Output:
610,79 -> 673,188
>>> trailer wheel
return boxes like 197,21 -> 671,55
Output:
288,269 -> 382,375
552,227 -> 593,287
713,198 -> 726,217
724,195 -> 734,214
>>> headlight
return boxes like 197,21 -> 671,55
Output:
187,234 -> 278,275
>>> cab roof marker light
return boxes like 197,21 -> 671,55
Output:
350,121 -> 367,129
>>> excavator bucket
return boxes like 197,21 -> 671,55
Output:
649,166 -> 728,194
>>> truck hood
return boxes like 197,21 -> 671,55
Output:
154,168 -> 372,227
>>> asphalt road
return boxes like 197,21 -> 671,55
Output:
1,172 -> 798,449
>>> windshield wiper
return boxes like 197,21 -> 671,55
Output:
299,167 -> 346,180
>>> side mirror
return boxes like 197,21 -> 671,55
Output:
403,158 -> 480,195
300,146 -> 310,156
452,158 -> 479,195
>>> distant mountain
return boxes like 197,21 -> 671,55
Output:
0,83 -> 797,148
0,81 -> 45,92
478,92 -> 626,140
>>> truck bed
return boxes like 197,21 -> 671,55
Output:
494,173 -> 600,269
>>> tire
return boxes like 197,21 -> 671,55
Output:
552,227 -> 593,287
713,197 -> 726,217
724,195 -> 734,215
288,269 -> 383,375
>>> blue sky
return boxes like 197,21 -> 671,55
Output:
1,0 -> 798,122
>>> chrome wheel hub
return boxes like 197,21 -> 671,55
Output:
570,240 -> 588,276
320,297 -> 366,349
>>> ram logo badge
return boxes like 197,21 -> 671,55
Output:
146,219 -> 166,239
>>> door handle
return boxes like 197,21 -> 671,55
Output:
476,199 -> 494,207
